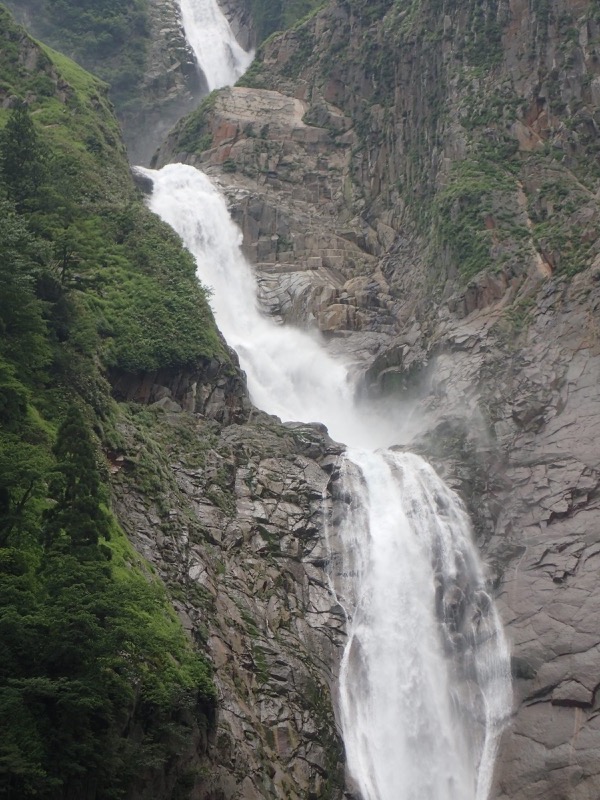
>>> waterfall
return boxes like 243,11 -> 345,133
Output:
177,0 -> 253,90
140,163 -> 512,799
331,451 -> 510,800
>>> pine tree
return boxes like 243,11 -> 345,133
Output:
0,199 -> 51,378
44,406 -> 110,555
0,102 -> 47,212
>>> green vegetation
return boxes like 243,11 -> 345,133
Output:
280,23 -> 317,78
432,160 -> 521,279
236,54 -> 268,89
529,177 -> 594,276
4,0 -> 150,111
460,0 -> 505,68
0,8 -> 227,375
0,103 -> 47,211
172,91 -> 219,156
337,0 -> 597,281
247,0 -> 325,43
0,397 -> 215,798
0,11 -> 222,797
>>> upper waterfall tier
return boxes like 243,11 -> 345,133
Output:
139,163 -> 408,449
178,0 -> 253,90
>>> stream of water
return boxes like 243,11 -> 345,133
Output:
177,0 -> 252,90
140,5 -> 511,797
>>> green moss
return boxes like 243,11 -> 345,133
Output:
107,515 -> 215,707
280,24 -> 317,78
533,220 -> 591,276
172,90 -> 219,155
236,56 -> 268,89
251,644 -> 269,684
247,0 -> 325,44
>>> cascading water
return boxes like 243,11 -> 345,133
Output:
140,163 -> 512,799
331,451 -> 511,800
177,0 -> 253,90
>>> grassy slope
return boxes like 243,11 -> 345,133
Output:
3,0 -> 150,111
0,10 -> 227,374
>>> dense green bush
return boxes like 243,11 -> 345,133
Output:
0,397 -> 215,798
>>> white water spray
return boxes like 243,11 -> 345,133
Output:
139,165 -> 398,448
331,450 -> 511,800
140,162 -> 511,799
177,0 -> 253,90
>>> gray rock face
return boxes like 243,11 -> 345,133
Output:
385,267 -> 600,799
108,351 -> 250,425
112,410 -> 347,799
218,0 -> 256,51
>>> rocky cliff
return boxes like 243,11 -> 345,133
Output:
151,0 -> 600,797
110,400 -> 348,799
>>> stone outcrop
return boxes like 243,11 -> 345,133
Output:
111,408 -> 347,800
108,351 -> 250,425
122,0 -> 207,165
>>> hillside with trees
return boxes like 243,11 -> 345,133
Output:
0,9 -> 223,796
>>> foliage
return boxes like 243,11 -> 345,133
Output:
0,418 -> 216,797
169,90 -> 218,156
0,201 -> 52,380
247,0 -> 325,43
432,160 -> 520,279
0,12 -> 218,798
0,374 -> 217,800
4,0 -> 150,111
0,10 -> 227,375
0,102 -> 47,211
43,406 -> 112,552
280,24 -> 317,78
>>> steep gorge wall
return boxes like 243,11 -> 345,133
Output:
110,401 -> 348,800
155,1 -> 600,797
